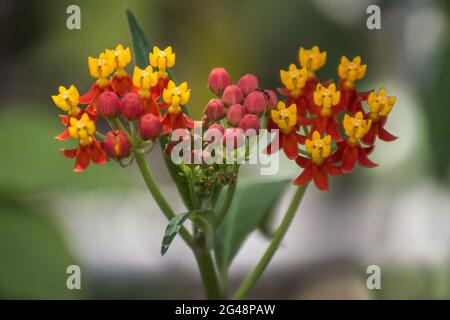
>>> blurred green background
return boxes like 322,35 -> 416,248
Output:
0,0 -> 449,299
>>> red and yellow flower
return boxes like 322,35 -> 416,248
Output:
294,131 -> 341,191
80,52 -> 115,105
337,55 -> 369,114
332,112 -> 377,173
363,88 -> 397,145
60,113 -> 107,172
132,65 -> 160,116
161,81 -> 193,133
299,46 -> 327,79
266,101 -> 304,159
301,83 -> 344,141
106,44 -> 133,96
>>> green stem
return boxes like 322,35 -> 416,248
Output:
232,185 -> 307,300
194,244 -> 222,299
113,117 -> 132,141
134,152 -> 194,247
188,165 -> 200,210
215,165 -> 239,228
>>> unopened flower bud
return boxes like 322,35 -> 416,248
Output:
237,74 -> 259,96
96,91 -> 120,118
243,91 -> 267,116
204,99 -> 225,121
222,128 -> 245,149
221,85 -> 244,106
264,89 -> 278,111
239,114 -> 260,134
208,67 -> 231,96
102,130 -> 131,159
205,124 -> 225,143
227,104 -> 246,126
139,113 -> 162,140
120,92 -> 143,120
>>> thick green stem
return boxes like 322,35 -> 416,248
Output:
134,152 -> 194,247
232,185 -> 307,300
194,244 -> 222,299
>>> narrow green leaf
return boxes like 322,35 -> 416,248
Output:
214,178 -> 290,278
126,9 -> 150,68
161,209 -> 214,255
161,213 -> 191,256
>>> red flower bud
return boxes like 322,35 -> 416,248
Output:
208,67 -> 231,96
102,130 -> 131,159
226,104 -> 246,126
237,74 -> 259,96
120,92 -> 143,120
264,89 -> 278,111
221,85 -> 244,106
204,99 -> 225,121
96,91 -> 120,118
205,124 -> 225,143
243,91 -> 267,116
222,128 -> 245,149
139,113 -> 163,140
239,114 -> 260,134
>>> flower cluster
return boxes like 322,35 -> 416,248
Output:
267,46 -> 397,191
52,44 -> 397,193
52,44 -> 193,172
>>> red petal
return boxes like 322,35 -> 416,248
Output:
325,161 -> 342,176
298,116 -> 314,126
79,83 -> 98,104
348,94 -> 364,114
55,129 -> 71,141
143,97 -> 161,118
293,163 -> 314,186
358,147 -> 378,168
295,132 -> 306,144
342,144 -> 357,173
182,114 -> 194,129
378,124 -> 398,142
282,132 -> 299,159
294,96 -> 308,118
313,165 -> 329,192
89,142 -> 108,165
60,148 -> 77,158
267,118 -> 278,131
59,115 -> 69,126
326,119 -> 343,142
331,141 -> 345,163
264,131 -> 280,154
362,124 -> 378,145
162,113 -> 174,134
110,75 -> 132,96
74,148 -> 90,172
295,155 -> 310,168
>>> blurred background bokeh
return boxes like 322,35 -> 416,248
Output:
0,0 -> 449,299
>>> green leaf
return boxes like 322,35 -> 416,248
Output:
161,209 -> 214,256
126,9 -> 150,68
126,9 -> 196,210
257,199 -> 280,239
214,178 -> 290,279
